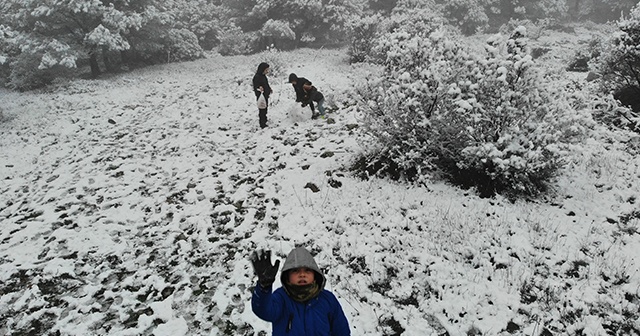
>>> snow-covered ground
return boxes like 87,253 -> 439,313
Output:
1,42 -> 639,335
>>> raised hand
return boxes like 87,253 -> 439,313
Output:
250,249 -> 281,287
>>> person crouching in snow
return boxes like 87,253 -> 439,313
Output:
288,73 -> 312,103
302,83 -> 326,119
250,247 -> 351,336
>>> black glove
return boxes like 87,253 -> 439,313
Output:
250,249 -> 280,288
301,103 -> 307,107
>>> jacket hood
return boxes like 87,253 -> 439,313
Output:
280,247 -> 326,289
257,62 -> 270,75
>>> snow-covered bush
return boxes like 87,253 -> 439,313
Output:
440,0 -> 489,35
5,52 -> 56,91
499,18 -> 553,40
0,24 -> 79,90
0,25 -> 15,88
348,6 -> 445,65
4,39 -> 79,91
592,3 -> 640,116
347,14 -> 383,63
168,0 -> 223,50
369,6 -> 447,66
260,19 -> 296,50
217,26 -> 257,56
127,28 -> 204,64
255,47 -> 286,79
589,94 -> 640,134
356,26 -> 589,198
576,0 -> 638,22
226,0 -> 364,48
165,29 -> 204,62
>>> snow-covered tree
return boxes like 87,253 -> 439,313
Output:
0,0 -> 205,90
224,0 -> 366,50
577,0 -> 638,22
166,0 -> 224,50
260,19 -> 296,49
4,0 -> 141,78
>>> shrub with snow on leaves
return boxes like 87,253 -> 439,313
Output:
347,14 -> 383,63
592,3 -> 640,117
217,25 -> 257,56
357,26 -> 590,198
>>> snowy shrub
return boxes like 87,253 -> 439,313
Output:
387,5 -> 446,37
129,29 -> 204,64
347,14 -> 383,63
356,26 -> 587,198
368,7 -> 447,66
575,0 -> 638,22
165,29 -> 204,62
589,94 -> 640,133
592,3 -> 640,115
566,49 -> 591,72
260,19 -> 296,42
5,49 -> 75,91
440,0 -> 489,35
0,25 -> 15,88
217,26 -> 257,56
435,29 -> 579,198
255,47 -> 286,79
499,18 -> 552,40
227,0 -> 363,48
5,52 -> 50,91
169,0 -> 223,50
0,27 -> 80,90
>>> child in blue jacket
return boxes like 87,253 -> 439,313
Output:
250,247 -> 351,336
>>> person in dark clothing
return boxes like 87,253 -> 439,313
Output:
253,63 -> 273,129
250,247 -> 351,336
302,82 -> 326,119
288,73 -> 312,103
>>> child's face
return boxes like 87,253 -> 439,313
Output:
288,267 -> 315,285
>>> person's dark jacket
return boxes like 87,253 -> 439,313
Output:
253,63 -> 272,100
304,86 -> 324,103
302,85 -> 324,113
289,74 -> 311,102
252,247 -> 351,336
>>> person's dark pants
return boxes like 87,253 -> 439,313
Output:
258,108 -> 267,128
257,96 -> 268,128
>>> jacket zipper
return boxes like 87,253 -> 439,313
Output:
286,313 -> 293,333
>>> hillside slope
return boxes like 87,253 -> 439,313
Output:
1,46 -> 639,335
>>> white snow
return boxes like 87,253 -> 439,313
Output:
1,43 -> 639,335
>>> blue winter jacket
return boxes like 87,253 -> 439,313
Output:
252,284 -> 350,336
252,247 -> 350,336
